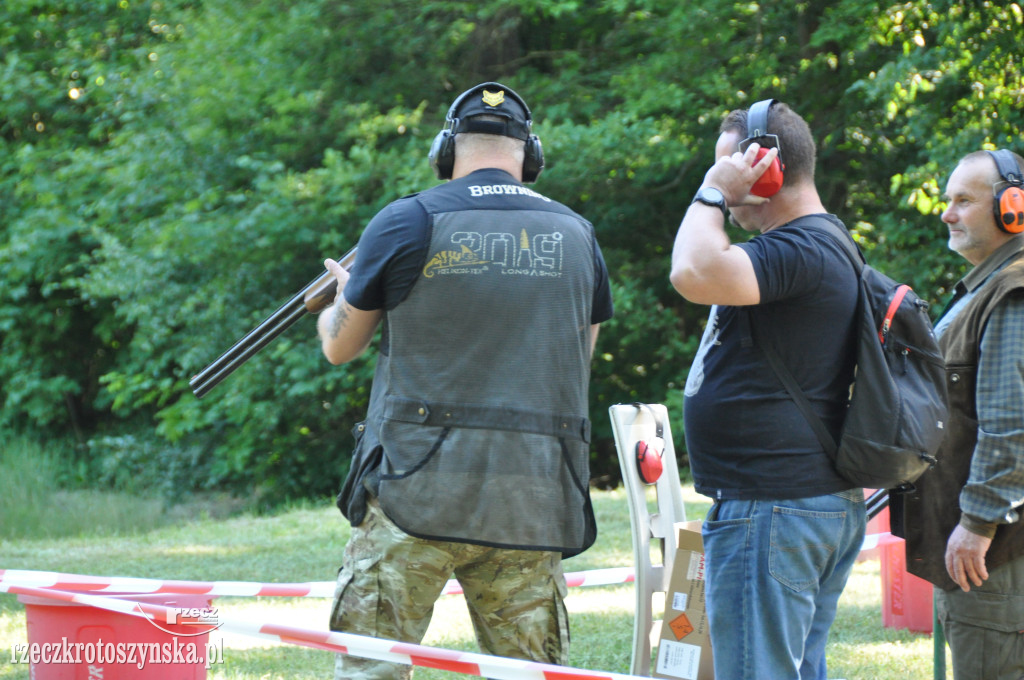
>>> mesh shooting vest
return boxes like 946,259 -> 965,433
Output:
370,184 -> 598,557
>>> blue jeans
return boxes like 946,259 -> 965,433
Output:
702,490 -> 866,680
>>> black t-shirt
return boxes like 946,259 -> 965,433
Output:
683,215 -> 858,500
344,168 -> 613,324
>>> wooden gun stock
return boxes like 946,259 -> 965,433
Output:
189,246 -> 358,399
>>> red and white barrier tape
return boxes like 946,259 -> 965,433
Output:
0,566 -> 636,599
0,582 -> 650,680
0,534 -> 904,678
0,533 -> 899,597
0,570 -> 336,598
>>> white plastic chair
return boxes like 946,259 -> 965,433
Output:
608,402 -> 687,676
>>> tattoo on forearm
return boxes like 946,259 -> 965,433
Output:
329,304 -> 350,339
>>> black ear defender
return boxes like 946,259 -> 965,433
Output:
987,149 -> 1024,233
739,98 -> 785,197
428,82 -> 544,183
632,403 -> 665,485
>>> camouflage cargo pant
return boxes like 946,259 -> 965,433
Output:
329,498 -> 570,680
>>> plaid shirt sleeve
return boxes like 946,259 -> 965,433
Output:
961,295 -> 1024,526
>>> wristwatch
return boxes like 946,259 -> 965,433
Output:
691,186 -> 728,216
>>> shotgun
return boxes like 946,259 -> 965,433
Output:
189,246 -> 358,399
866,488 -> 889,521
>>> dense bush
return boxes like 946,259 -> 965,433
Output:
2,0 -> 1019,502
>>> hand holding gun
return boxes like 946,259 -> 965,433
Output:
189,246 -> 357,398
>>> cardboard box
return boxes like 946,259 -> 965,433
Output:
652,521 -> 714,680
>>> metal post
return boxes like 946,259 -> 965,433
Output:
933,590 -> 946,679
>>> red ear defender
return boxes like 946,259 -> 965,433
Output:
635,439 -> 664,485
632,402 -> 666,484
741,98 -> 785,198
750,147 -> 785,198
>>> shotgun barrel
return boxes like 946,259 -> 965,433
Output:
189,247 -> 358,399
865,488 -> 889,521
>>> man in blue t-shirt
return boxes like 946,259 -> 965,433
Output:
670,99 -> 865,680
316,82 -> 612,680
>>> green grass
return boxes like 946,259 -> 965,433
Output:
0,434 -> 249,541
0,479 -> 952,680
0,435 -> 950,679
0,434 -> 175,540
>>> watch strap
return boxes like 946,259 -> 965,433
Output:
691,187 -> 728,216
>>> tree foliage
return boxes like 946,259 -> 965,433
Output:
2,0 -> 1021,501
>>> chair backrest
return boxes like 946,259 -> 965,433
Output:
608,402 -> 687,676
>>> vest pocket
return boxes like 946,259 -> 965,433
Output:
375,425 -> 591,553
378,424 -> 450,479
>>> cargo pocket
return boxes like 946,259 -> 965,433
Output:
328,553 -> 385,634
551,570 -> 571,663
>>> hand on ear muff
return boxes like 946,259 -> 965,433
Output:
742,99 -> 785,198
750,147 -> 785,198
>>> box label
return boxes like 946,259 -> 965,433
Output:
668,612 -> 694,639
686,552 -> 705,582
656,639 -> 703,680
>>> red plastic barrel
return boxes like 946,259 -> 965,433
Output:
880,540 -> 934,633
18,592 -> 218,679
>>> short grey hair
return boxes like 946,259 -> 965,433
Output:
455,115 -> 526,163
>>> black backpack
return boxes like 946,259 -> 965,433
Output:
755,217 -> 949,490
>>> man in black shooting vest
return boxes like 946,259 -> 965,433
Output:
316,82 -> 613,680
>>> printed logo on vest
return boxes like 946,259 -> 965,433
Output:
466,184 -> 551,201
424,229 -> 564,278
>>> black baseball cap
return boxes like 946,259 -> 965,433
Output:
447,82 -> 532,141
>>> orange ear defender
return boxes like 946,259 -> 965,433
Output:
988,149 -> 1024,234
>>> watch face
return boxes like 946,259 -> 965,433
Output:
697,187 -> 724,205
693,187 -> 727,214
702,188 -> 724,203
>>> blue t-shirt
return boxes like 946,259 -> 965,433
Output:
344,168 -> 613,325
683,215 -> 858,500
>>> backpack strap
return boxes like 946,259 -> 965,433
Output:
881,284 -> 911,343
795,215 -> 866,274
742,214 -> 860,462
